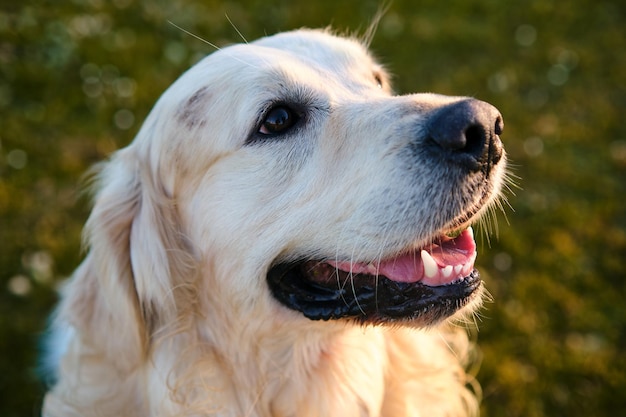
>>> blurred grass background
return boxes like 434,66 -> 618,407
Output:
1,0 -> 625,416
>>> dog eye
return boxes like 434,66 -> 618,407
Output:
374,73 -> 383,89
259,106 -> 299,135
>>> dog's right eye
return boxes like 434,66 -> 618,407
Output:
259,106 -> 300,136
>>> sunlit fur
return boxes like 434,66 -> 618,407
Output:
43,29 -> 507,417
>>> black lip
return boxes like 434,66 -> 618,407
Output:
267,261 -> 482,325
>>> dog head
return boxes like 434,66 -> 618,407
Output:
66,30 -> 507,360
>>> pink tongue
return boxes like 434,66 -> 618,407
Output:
328,228 -> 476,286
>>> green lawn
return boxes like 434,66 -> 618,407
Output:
1,0 -> 624,415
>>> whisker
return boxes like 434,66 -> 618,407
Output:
225,13 -> 248,44
361,2 -> 390,47
167,20 -> 222,51
349,248 -> 367,316
168,20 -> 262,70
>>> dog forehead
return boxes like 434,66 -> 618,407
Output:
208,29 -> 380,85
252,29 -> 372,63
232,30 -> 384,97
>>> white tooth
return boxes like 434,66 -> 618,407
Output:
461,252 -> 477,277
454,264 -> 463,275
421,250 -> 439,279
442,265 -> 453,278
467,226 -> 474,240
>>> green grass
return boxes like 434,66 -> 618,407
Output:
1,0 -> 624,415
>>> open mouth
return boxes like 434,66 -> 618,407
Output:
267,227 -> 483,325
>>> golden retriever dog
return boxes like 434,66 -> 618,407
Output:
43,29 -> 506,416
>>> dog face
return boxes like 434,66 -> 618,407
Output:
120,29 -> 506,331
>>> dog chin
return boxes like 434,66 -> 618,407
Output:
267,227 -> 484,326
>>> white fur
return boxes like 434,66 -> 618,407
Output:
42,29 -> 505,416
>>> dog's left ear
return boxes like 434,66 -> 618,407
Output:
127,148 -> 197,330
56,144 -> 195,371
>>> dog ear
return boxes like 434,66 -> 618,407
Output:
57,145 -> 195,371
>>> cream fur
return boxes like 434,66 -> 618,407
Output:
42,29 -> 505,417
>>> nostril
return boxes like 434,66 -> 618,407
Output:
495,116 -> 504,135
464,124 -> 487,156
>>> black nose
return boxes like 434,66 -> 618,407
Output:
426,99 -> 504,171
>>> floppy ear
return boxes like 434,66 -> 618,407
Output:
57,145 -> 195,371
